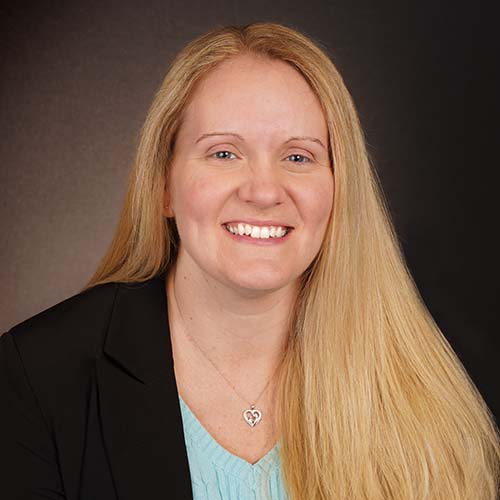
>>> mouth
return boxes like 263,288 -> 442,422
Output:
223,222 -> 293,240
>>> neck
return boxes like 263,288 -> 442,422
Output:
165,252 -> 297,376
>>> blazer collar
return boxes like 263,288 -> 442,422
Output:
96,272 -> 194,500
103,271 -> 173,384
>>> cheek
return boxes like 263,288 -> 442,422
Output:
299,177 -> 334,229
173,173 -> 228,230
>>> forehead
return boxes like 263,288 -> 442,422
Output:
179,54 -> 327,144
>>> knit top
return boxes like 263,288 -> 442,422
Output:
178,395 -> 289,499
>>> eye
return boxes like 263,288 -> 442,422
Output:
211,150 -> 237,160
286,153 -> 311,163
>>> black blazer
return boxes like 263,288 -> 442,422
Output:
0,273 -> 195,500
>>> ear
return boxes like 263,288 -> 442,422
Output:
163,189 -> 174,218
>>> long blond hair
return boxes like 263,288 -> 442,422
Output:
84,23 -> 500,499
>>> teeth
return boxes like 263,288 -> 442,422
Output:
225,223 -> 290,239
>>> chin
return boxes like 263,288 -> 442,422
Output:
223,269 -> 296,295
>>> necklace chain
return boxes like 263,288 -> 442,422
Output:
171,276 -> 283,427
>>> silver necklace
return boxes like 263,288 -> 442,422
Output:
171,281 -> 282,428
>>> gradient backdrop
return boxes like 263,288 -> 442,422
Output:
1,1 -> 497,420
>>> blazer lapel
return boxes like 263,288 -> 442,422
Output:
95,273 -> 193,500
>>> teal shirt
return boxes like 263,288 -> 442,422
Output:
178,396 -> 289,499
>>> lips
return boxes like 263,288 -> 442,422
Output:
224,222 -> 291,239
223,219 -> 294,229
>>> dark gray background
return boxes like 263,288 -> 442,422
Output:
1,1 -> 497,420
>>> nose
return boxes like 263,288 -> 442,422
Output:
237,160 -> 286,208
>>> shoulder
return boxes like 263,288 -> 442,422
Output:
4,281 -> 119,361
1,282 -> 120,411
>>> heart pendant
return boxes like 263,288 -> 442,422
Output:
243,405 -> 262,427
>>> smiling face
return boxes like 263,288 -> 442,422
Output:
165,54 -> 334,295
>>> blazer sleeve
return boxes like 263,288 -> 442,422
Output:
0,330 -> 66,499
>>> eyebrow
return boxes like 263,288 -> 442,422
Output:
196,132 -> 244,144
195,132 -> 327,150
286,136 -> 327,150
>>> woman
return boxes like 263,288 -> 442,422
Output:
1,22 -> 499,500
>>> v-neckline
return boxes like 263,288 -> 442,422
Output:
178,395 -> 281,475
